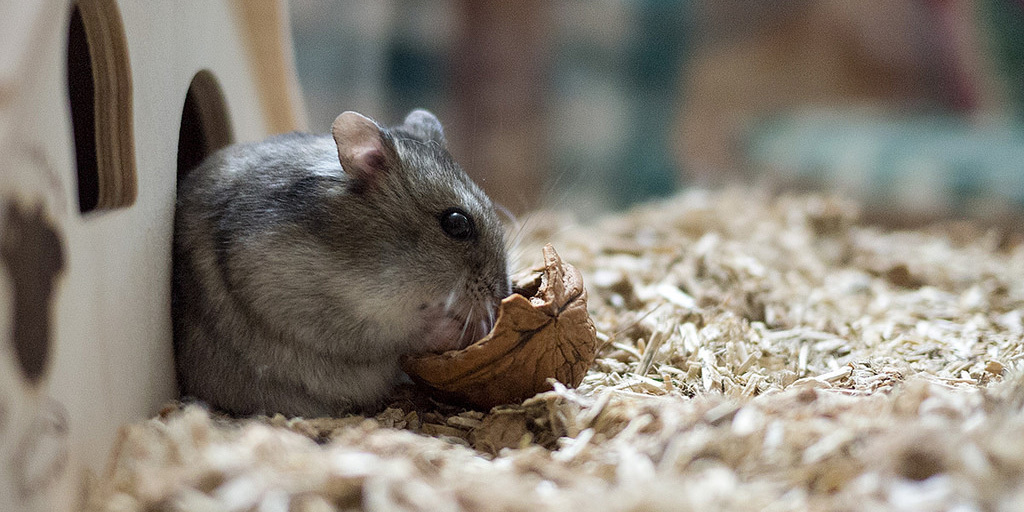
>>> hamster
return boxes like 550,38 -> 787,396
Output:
172,109 -> 511,417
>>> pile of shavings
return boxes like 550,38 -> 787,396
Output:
86,189 -> 1024,512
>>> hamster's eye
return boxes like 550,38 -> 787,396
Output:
439,208 -> 476,241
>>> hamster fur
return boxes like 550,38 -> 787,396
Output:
172,109 -> 510,417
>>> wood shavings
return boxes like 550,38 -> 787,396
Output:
87,190 -> 1024,511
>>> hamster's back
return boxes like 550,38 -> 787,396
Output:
172,132 -> 362,416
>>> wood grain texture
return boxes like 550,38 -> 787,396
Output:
229,0 -> 307,134
75,0 -> 136,210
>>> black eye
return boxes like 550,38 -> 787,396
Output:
439,208 -> 475,241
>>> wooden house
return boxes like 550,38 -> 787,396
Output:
0,1 -> 305,509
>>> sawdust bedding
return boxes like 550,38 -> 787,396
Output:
87,189 -> 1024,511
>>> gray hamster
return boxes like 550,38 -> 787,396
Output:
172,109 -> 511,417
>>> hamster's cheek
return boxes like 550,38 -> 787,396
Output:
418,316 -> 465,353
413,303 -> 490,354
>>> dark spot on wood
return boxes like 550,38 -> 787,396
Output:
1,200 -> 65,386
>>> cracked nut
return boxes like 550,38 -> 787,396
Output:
402,244 -> 597,409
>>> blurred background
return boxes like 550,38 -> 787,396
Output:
288,0 -> 1024,227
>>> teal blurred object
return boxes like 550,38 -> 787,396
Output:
550,0 -> 693,211
746,111 -> 1024,216
741,1 -> 1024,223
611,0 -> 693,208
982,0 -> 1024,122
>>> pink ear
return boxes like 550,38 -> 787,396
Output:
331,111 -> 391,188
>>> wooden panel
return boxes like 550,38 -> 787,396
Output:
229,0 -> 307,134
68,0 -> 136,212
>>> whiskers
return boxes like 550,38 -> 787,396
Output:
457,303 -> 474,347
443,288 -> 459,315
471,300 -> 497,345
503,211 -> 580,280
437,275 -> 503,349
497,167 -> 592,279
495,201 -> 516,226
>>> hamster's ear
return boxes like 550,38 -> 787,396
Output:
401,109 -> 446,145
331,111 -> 395,189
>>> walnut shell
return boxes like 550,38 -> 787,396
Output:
401,244 -> 597,409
